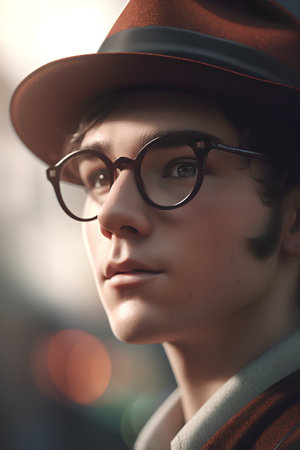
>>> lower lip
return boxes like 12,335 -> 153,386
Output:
106,271 -> 161,287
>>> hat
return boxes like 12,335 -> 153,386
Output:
10,0 -> 300,165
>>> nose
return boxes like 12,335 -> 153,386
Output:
97,168 -> 153,239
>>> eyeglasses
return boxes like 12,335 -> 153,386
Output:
46,130 -> 269,222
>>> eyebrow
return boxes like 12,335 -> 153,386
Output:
79,140 -> 110,155
79,127 -> 222,156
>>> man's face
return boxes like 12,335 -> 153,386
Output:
82,90 -> 280,344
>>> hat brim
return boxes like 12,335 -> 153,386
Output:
10,51 -> 300,165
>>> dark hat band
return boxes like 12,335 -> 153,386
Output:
99,26 -> 300,88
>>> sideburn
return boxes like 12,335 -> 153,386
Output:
247,204 -> 283,260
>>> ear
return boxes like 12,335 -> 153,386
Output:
282,185 -> 300,256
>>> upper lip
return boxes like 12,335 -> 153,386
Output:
104,260 -> 162,279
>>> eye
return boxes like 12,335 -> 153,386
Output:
86,168 -> 110,190
76,156 -> 111,192
163,158 -> 198,178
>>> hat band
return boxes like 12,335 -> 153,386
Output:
99,26 -> 300,88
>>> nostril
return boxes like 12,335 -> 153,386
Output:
120,225 -> 139,234
99,224 -> 113,239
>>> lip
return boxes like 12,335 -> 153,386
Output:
104,260 -> 163,286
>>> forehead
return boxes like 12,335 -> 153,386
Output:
81,90 -> 241,152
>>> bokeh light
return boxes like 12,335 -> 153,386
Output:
31,332 -> 63,403
32,329 -> 112,405
120,395 -> 164,448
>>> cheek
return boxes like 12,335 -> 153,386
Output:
82,221 -> 104,280
167,187 -> 274,309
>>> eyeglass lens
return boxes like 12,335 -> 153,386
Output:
140,137 -> 201,206
58,135 -> 205,220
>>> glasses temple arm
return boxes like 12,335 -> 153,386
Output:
214,142 -> 273,161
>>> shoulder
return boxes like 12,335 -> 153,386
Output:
202,369 -> 300,449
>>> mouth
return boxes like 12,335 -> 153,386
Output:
104,261 -> 163,287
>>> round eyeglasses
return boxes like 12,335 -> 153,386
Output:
46,130 -> 269,222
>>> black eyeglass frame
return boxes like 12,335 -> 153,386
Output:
46,130 -> 271,222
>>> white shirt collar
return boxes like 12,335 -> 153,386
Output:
134,329 -> 300,450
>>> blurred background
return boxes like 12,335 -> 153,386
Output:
1,1 -> 300,449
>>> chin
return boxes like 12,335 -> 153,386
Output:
106,301 -> 168,345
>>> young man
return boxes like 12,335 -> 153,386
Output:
11,1 -> 300,448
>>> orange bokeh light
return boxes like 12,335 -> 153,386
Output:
45,329 -> 112,405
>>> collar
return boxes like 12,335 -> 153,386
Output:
134,329 -> 300,450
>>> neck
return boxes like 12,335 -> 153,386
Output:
163,269 -> 299,422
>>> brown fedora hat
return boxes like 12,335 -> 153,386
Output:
10,0 -> 300,165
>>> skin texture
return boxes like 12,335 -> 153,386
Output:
81,90 -> 300,420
